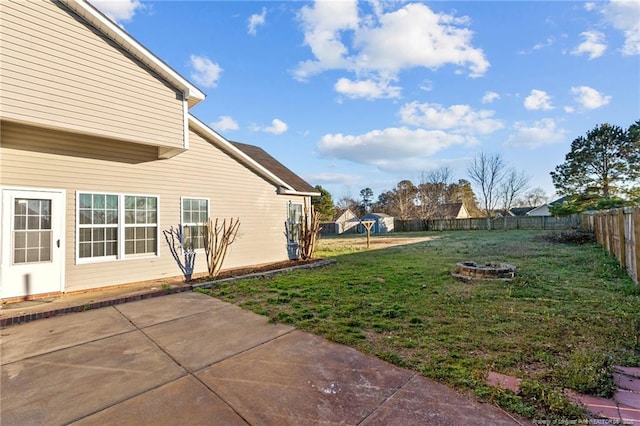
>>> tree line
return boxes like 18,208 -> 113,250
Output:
312,119 -> 639,221
312,166 -> 548,221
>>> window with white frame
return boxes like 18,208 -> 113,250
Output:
78,193 -> 119,259
287,202 -> 303,243
124,195 -> 158,255
181,197 -> 209,250
77,192 -> 158,261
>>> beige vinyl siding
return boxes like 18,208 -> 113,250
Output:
1,121 -> 306,292
0,0 -> 185,150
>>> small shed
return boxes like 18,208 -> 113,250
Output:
320,208 -> 360,235
359,213 -> 394,234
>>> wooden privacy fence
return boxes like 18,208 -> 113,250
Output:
395,215 -> 582,232
582,207 -> 640,284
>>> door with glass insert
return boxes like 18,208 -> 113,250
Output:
1,189 -> 65,299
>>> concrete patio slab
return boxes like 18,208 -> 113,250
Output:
1,330 -> 185,425
0,307 -> 135,364
142,302 -> 294,372
615,370 -> 640,392
71,375 -> 248,426
2,291 -> 526,425
197,330 -> 415,425
619,405 -> 640,424
115,291 -> 230,328
361,374 -> 519,426
616,389 -> 640,409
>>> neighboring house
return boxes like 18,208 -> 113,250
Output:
510,207 -> 535,216
527,197 -> 568,216
433,203 -> 470,219
319,208 -> 359,236
493,209 -> 515,218
0,0 -> 318,300
359,213 -> 395,234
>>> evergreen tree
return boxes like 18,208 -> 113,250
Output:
311,185 -> 336,221
551,122 -> 640,198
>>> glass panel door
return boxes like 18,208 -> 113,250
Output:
13,198 -> 52,264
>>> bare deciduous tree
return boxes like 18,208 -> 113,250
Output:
204,217 -> 240,278
163,226 -> 196,282
416,167 -> 453,221
518,187 -> 549,207
299,205 -> 321,260
467,152 -> 506,229
393,180 -> 417,220
499,168 -> 530,228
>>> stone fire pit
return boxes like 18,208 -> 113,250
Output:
452,261 -> 516,281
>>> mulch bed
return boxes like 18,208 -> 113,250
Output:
190,258 -> 324,284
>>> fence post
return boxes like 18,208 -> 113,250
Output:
634,208 -> 640,284
618,209 -> 626,270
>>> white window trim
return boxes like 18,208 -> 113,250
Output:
287,201 -> 303,243
75,191 -> 160,264
180,196 -> 210,252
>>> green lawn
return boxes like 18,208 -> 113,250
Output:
200,230 -> 640,419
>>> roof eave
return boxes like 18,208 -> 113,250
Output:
277,188 -> 321,197
188,115 -> 296,191
60,0 -> 206,107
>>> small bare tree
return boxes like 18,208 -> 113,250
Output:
299,205 -> 321,260
163,226 -> 196,282
499,168 -> 530,228
204,217 -> 240,278
467,152 -> 506,229
416,167 -> 454,223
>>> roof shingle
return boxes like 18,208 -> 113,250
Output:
230,141 -> 318,194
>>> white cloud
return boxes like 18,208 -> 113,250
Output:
564,106 -> 575,113
189,55 -> 223,88
351,3 -> 489,78
248,8 -> 267,36
211,116 -> 238,132
524,89 -> 554,111
572,31 -> 607,59
307,172 -> 361,185
482,91 -> 500,104
419,79 -> 433,92
504,119 -> 569,148
255,118 -> 288,134
399,102 -> 503,135
602,0 -> 640,55
584,2 -> 596,11
90,0 -> 143,23
570,86 -> 612,109
334,77 -> 401,100
317,127 -> 471,172
533,37 -> 555,51
518,37 -> 556,55
294,0 -> 359,80
294,1 -> 489,98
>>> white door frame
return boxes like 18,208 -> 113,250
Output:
1,186 -> 66,299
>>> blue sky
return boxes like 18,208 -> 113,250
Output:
92,0 -> 640,204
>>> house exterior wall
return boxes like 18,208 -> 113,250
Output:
336,210 -> 360,234
0,0 -> 185,150
527,205 -> 551,216
456,205 -> 470,219
1,121 -> 307,292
